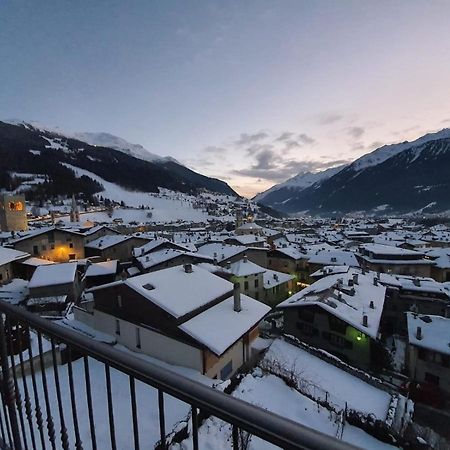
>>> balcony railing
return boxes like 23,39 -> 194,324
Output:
0,299 -> 358,450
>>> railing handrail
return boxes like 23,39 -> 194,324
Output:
0,299 -> 359,450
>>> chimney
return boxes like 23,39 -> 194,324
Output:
373,277 -> 378,286
213,252 -> 217,259
416,326 -> 422,340
348,279 -> 354,287
243,255 -> 248,263
233,283 -> 241,312
226,260 -> 231,270
362,314 -> 368,327
352,273 -> 359,285
413,278 -> 421,287
184,263 -> 193,273
369,301 -> 374,309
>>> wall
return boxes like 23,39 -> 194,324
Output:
92,309 -> 204,372
0,262 -> 13,284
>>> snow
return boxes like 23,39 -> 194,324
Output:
84,234 -> 134,250
85,260 -> 118,277
72,131 -> 175,163
263,339 -> 392,419
0,246 -> 29,266
263,269 -> 294,289
179,295 -> 270,355
229,258 -> 265,277
29,262 -> 77,288
124,265 -> 234,319
0,278 -> 29,305
406,313 -> 450,356
196,243 -> 247,263
21,257 -> 55,267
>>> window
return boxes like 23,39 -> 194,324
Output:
42,245 -> 47,251
424,372 -> 440,386
254,292 -> 259,300
298,309 -> 315,323
296,322 -> 317,337
69,243 -> 74,248
220,361 -> 233,379
117,295 -> 122,308
33,245 -> 39,256
135,327 -> 141,349
328,333 -> 352,349
50,244 -> 55,250
329,316 -> 347,335
115,319 -> 120,335
68,254 -> 76,260
48,231 -> 55,243
0,273 -> 3,281
254,279 -> 259,288
244,281 -> 249,291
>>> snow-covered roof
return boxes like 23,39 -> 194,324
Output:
273,246 -> 306,260
229,258 -> 265,277
179,294 -> 270,355
359,243 -> 424,257
278,269 -> 386,339
125,265 -> 234,319
196,243 -> 247,263
132,238 -> 189,257
263,269 -> 293,289
0,246 -> 30,266
21,257 -> 55,267
226,235 -> 266,246
85,260 -> 118,277
0,279 -> 29,305
136,248 -> 211,270
236,222 -> 262,230
308,249 -> 359,267
84,234 -> 133,250
29,263 -> 77,288
406,313 -> 450,356
310,265 -> 351,278
27,295 -> 67,306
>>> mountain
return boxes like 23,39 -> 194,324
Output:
71,131 -> 177,164
0,121 -> 238,201
253,165 -> 346,205
256,129 -> 450,216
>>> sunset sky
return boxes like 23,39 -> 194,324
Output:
1,1 -> 450,197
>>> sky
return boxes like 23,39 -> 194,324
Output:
1,1 -> 450,197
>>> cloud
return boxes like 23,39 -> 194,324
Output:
442,118 -> 450,124
298,133 -> 315,145
316,113 -> 343,125
275,131 -> 294,142
347,127 -> 365,139
234,131 -> 268,146
252,148 -> 279,170
203,145 -> 228,154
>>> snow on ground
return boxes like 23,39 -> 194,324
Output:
0,278 -> 29,305
60,163 -> 221,222
13,352 -> 214,450
172,372 -> 398,450
262,339 -> 391,420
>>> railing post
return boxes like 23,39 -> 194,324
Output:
0,314 -> 23,450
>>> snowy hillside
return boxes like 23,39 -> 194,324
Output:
254,165 -> 346,202
350,128 -> 450,172
72,131 -> 177,164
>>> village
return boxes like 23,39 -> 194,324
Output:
1,191 -> 449,449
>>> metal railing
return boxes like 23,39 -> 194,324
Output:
0,299 -> 359,450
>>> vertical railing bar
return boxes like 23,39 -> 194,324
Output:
0,397 -> 7,445
26,327 -> 46,450
50,338 -> 69,450
66,348 -> 82,450
6,318 -> 28,450
37,331 -> 57,450
16,321 -> 37,450
83,356 -> 97,450
158,390 -> 166,449
129,376 -> 140,450
104,364 -> 117,450
0,313 -> 22,450
191,406 -> 199,450
0,386 -> 13,448
232,424 -> 239,450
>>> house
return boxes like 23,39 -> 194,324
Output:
357,243 -> 434,277
406,313 -> 450,395
27,262 -> 81,315
10,226 -> 86,262
0,246 -> 30,284
426,248 -> 450,282
84,260 -> 119,289
80,225 -> 122,245
17,257 -> 55,280
75,264 -> 270,379
235,222 -> 264,236
262,269 -> 294,306
277,269 -> 387,370
84,235 -> 150,262
307,249 -> 359,278
228,256 -> 265,302
224,234 -> 267,248
266,246 -> 308,283
377,273 -> 450,335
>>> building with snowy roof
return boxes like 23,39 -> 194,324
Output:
0,246 -> 30,283
406,313 -> 450,395
75,264 -> 270,379
278,268 -> 387,370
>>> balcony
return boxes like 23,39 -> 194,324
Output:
0,299 -> 357,450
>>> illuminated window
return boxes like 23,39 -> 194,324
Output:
8,201 -> 23,211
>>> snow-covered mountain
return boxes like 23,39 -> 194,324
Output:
257,128 -> 450,215
254,165 -> 346,203
72,131 -> 177,164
